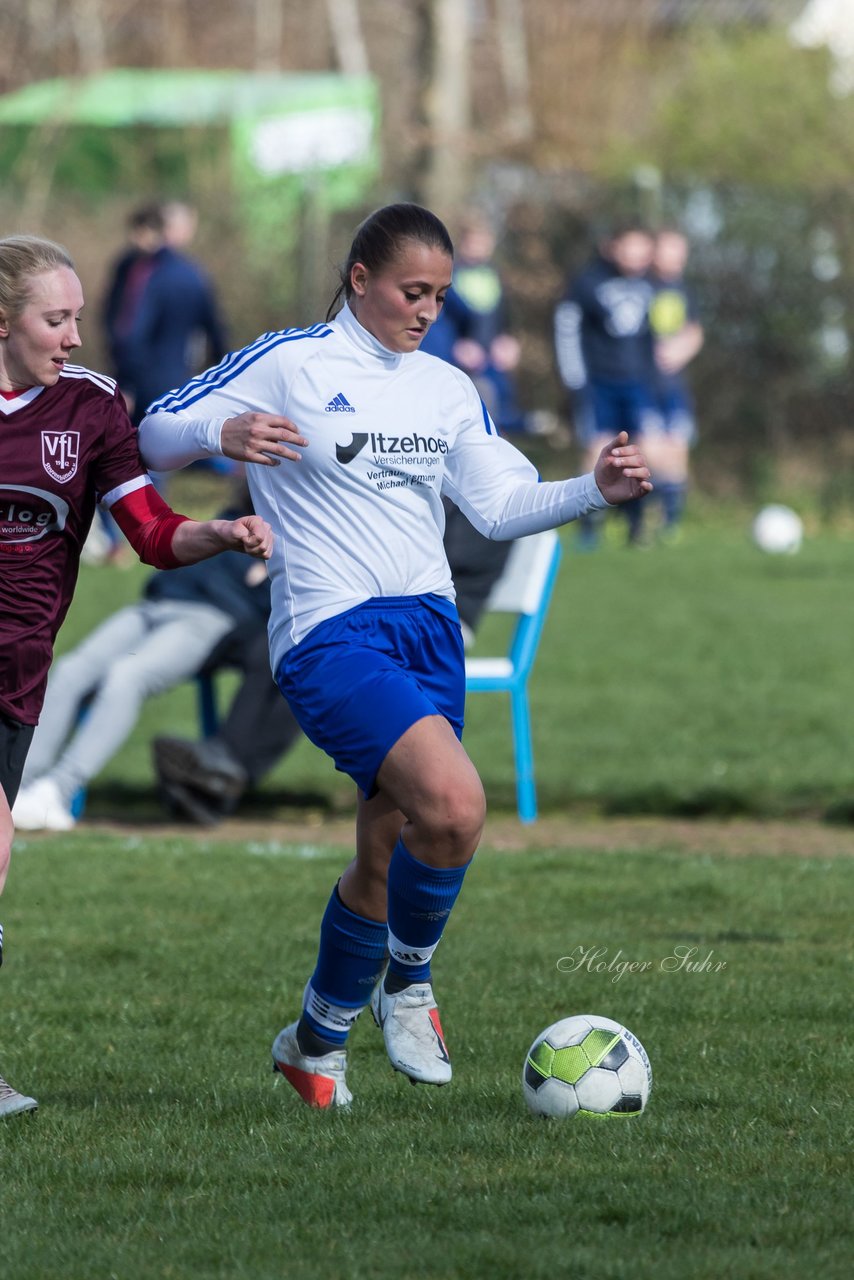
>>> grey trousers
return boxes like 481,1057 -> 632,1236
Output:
23,599 -> 234,802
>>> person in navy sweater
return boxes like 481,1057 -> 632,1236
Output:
123,203 -> 227,427
554,222 -> 658,546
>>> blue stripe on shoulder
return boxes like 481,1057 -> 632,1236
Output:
149,324 -> 333,413
480,398 -> 495,435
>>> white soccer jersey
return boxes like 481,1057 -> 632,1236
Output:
140,304 -> 609,669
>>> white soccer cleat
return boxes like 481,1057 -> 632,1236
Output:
271,1022 -> 352,1109
0,1074 -> 38,1118
371,981 -> 452,1086
11,778 -> 75,832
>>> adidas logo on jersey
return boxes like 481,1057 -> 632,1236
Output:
325,393 -> 355,413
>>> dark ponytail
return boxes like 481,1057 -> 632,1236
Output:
326,203 -> 453,321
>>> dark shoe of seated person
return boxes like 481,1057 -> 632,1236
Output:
153,735 -> 249,804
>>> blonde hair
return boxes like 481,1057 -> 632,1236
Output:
0,235 -> 76,323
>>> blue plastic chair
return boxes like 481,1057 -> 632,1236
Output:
464,529 -> 562,823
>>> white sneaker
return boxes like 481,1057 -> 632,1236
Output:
12,778 -> 75,832
271,1022 -> 352,1109
0,1074 -> 38,1118
371,981 -> 452,1085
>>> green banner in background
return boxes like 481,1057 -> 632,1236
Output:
229,72 -> 380,269
0,68 -> 381,262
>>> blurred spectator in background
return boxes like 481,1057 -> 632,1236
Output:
421,210 -> 527,434
95,203 -> 169,562
160,200 -> 199,253
554,222 -> 657,547
645,227 -> 704,542
12,487 -> 269,833
101,200 -> 227,427
152,500 -> 513,825
102,202 -> 165,415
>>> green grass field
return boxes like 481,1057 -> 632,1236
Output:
1,833 -> 851,1279
2,497 -> 853,1277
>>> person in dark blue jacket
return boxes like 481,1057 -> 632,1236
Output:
101,202 -> 166,409
124,202 -> 228,426
554,222 -> 658,546
102,201 -> 227,427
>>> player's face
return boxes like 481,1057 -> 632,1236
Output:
349,241 -> 453,353
0,266 -> 84,391
609,233 -> 654,278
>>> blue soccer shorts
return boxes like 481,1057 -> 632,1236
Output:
275,594 -> 465,798
575,378 -> 662,446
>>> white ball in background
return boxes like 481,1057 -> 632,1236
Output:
752,504 -> 804,555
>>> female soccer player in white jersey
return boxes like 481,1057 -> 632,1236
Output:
0,235 -> 274,1118
140,204 -> 652,1109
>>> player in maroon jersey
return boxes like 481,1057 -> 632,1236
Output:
0,234 -> 276,1118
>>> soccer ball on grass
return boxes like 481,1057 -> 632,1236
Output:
522,1013 -> 652,1119
752,504 -> 803,555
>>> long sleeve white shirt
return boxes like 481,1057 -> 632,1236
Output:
140,304 -> 609,668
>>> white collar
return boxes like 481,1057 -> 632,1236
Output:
0,386 -> 45,415
335,302 -> 404,370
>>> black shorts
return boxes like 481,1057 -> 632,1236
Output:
0,711 -> 35,808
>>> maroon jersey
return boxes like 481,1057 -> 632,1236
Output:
0,365 -> 151,724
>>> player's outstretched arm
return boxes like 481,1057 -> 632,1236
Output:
169,514 -> 273,563
109,484 -> 273,568
593,432 -> 653,506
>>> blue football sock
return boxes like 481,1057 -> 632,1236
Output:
386,837 -> 471,985
659,481 -> 686,528
300,885 -> 387,1048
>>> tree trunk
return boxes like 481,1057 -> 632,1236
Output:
70,0 -> 107,75
325,0 -> 370,77
420,0 -> 471,217
495,0 -> 533,142
254,0 -> 283,72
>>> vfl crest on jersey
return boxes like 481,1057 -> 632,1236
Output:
41,431 -> 80,484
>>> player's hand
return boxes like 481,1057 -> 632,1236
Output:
451,338 -> 488,374
490,333 -> 521,372
221,412 -> 308,466
655,333 -> 693,376
593,432 -> 653,504
218,514 -> 274,560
